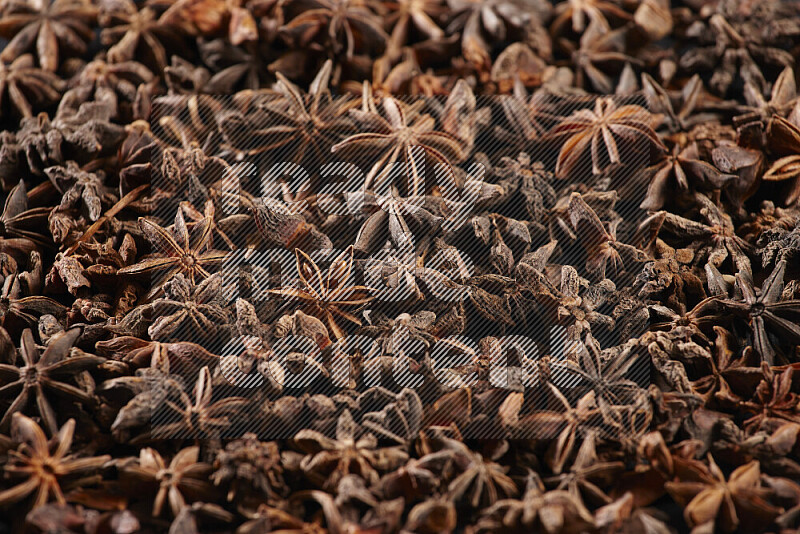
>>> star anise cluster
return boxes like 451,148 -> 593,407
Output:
1,0 -> 800,532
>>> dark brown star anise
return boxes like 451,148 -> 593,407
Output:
118,208 -> 228,289
0,327 -> 103,435
0,55 -> 64,119
716,260 -> 800,365
269,246 -> 374,340
0,0 -> 97,72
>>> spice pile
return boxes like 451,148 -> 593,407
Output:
1,0 -> 800,532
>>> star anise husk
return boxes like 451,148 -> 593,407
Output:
0,413 -> 110,508
332,87 -> 470,197
445,0 -> 532,74
280,0 -> 388,60
148,273 -> 231,343
99,0 -> 188,70
0,0 -> 97,72
740,364 -> 800,434
292,409 -> 408,490
469,471 -> 595,534
640,140 -> 735,211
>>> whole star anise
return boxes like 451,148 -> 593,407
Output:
0,328 -> 103,435
547,97 -> 666,178
269,246 -> 374,340
0,0 -> 97,72
0,414 -> 110,508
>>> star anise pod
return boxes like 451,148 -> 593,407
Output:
544,430 -> 624,507
550,0 -> 631,35
99,0 -> 186,70
293,409 -> 408,489
148,273 -> 231,343
0,327 -> 103,435
332,90 -> 469,196
686,326 -> 759,406
63,58 -> 154,121
568,192 -> 649,279
0,272 -> 66,329
547,97 -> 666,178
118,208 -> 228,289
211,432 -> 286,502
0,414 -> 109,508
0,0 -> 97,72
269,246 -> 374,340
680,13 -> 795,98
196,38 -> 274,92
280,0 -> 388,60
0,55 -> 64,119
763,114 -> 800,207
445,0 -> 530,72
217,60 -> 353,163
558,334 -> 645,428
640,141 -> 735,211
666,455 -> 781,533
45,161 -> 113,222
741,365 -> 800,433
517,385 -> 603,474
470,472 -> 595,534
119,446 -> 216,517
444,438 -> 518,508
660,191 -> 753,276
715,259 -> 800,365
153,365 -> 248,440
567,20 -> 642,94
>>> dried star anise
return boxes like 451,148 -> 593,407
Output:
547,97 -> 666,178
0,0 -> 97,72
0,413 -> 109,508
0,327 -> 103,435
269,246 -> 373,340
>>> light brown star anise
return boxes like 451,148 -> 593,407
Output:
269,246 -> 374,340
550,0 -> 631,34
0,0 -> 97,72
666,455 -> 781,533
293,409 -> 407,489
119,446 -> 216,517
0,414 -> 110,508
0,328 -> 103,435
547,97 -> 666,179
